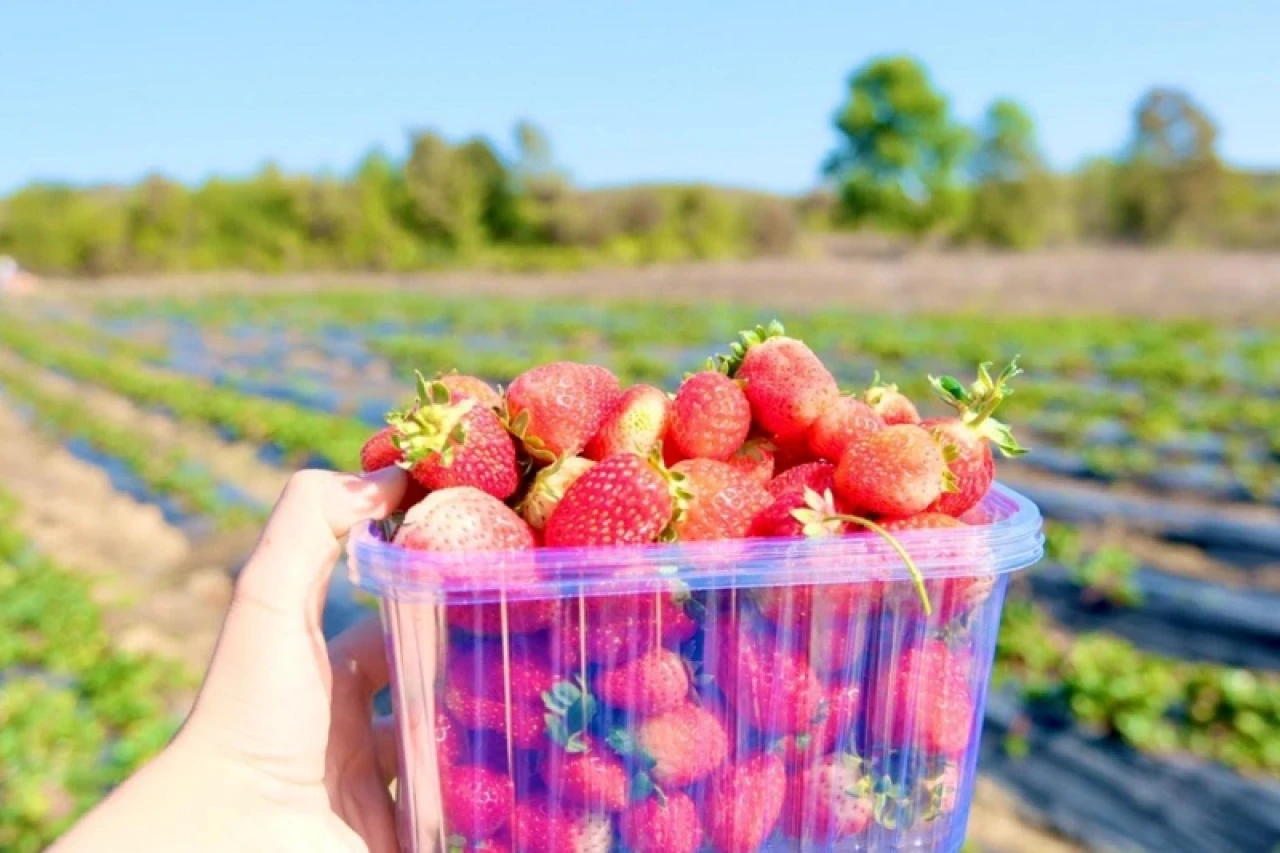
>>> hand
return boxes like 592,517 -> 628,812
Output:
52,467 -> 410,853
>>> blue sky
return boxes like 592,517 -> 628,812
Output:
3,1 -> 1277,194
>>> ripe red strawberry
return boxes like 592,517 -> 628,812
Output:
618,791 -> 703,853
628,702 -> 729,787
440,764 -> 514,840
388,375 -> 520,500
863,373 -> 921,425
435,713 -> 466,768
551,592 -> 697,668
870,639 -> 975,757
748,484 -> 854,540
924,360 -> 1028,517
593,647 -> 689,716
878,513 -> 994,621
439,372 -> 502,409
393,487 -> 536,561
751,583 -> 869,630
446,599 -> 560,636
519,457 -> 594,530
584,383 -> 672,461
539,735 -> 630,812
443,647 -> 558,750
447,640 -> 559,703
780,754 -> 873,842
669,459 -> 771,541
799,616 -> 867,681
359,425 -> 429,510
833,424 -> 950,517
726,438 -> 775,486
775,682 -> 861,767
705,753 -> 787,853
716,321 -> 838,438
504,362 -> 621,461
765,461 -> 836,499
510,796 -> 612,853
770,427 -> 817,473
667,371 -> 752,461
543,453 -> 677,548
714,623 -> 824,735
806,395 -> 885,461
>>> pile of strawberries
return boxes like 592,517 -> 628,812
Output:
359,321 -> 1026,853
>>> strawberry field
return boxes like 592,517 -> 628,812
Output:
1,282 -> 1278,853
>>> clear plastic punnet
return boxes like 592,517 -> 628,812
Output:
349,482 -> 1044,853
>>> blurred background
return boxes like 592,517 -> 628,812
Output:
1,3 -> 1277,852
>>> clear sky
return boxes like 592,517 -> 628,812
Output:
3,1 -> 1277,194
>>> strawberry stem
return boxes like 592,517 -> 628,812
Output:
830,514 -> 932,617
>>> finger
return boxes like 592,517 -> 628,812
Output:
372,715 -> 399,787
330,616 -> 391,702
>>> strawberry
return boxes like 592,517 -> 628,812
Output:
799,616 -> 867,681
765,461 -> 835,499
725,438 -> 775,486
543,452 -> 678,548
751,583 -> 869,630
924,359 -> 1028,517
584,384 -> 672,461
387,374 -> 521,500
705,753 -> 787,853
770,427 -> 817,473
869,639 -> 975,757
618,791 -> 703,853
593,647 -> 689,716
551,592 -> 697,668
748,482 -> 854,539
539,735 -> 630,812
775,682 -> 861,767
440,764 -> 514,840
863,373 -> 921,425
519,457 -> 594,530
879,513 -> 994,621
623,702 -> 729,788
504,362 -> 621,461
780,754 -> 873,842
437,372 -> 502,410
668,459 -> 771,541
806,395 -> 885,462
667,371 -> 752,462
715,321 -> 838,438
436,714 -> 467,768
509,796 -> 612,853
447,837 -> 511,853
714,623 -> 824,735
443,646 -> 564,750
446,599 -> 560,636
359,425 -> 429,510
833,424 -> 950,517
448,640 -> 559,703
393,487 -> 536,564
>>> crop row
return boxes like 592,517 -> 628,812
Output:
0,488 -> 188,853
0,363 -> 265,531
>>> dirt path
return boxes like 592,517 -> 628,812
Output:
0,396 -> 231,676
43,247 -> 1280,322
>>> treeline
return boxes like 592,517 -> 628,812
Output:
817,56 -> 1280,249
0,123 -> 797,276
3,56 -> 1279,277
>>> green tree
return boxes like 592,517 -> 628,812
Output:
823,56 -> 969,236
1113,87 -> 1223,243
963,99 -> 1054,248
402,131 -> 486,255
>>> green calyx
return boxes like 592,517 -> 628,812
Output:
502,405 -> 558,464
387,372 -> 476,466
543,676 -> 597,754
790,488 -> 932,616
709,318 -> 786,377
928,358 -> 1029,458
607,729 -> 668,805
655,444 -> 693,542
863,370 -> 900,406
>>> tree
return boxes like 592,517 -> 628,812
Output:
963,99 -> 1055,248
402,131 -> 486,254
1113,88 -> 1223,242
823,56 -> 969,235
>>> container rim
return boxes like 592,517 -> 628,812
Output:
347,481 -> 1044,603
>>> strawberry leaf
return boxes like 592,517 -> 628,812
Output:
542,678 -> 597,751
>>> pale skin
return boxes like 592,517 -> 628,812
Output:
51,466 -> 422,853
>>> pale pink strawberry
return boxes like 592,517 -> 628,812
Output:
863,374 -> 921,425
780,755 -> 873,842
504,362 -> 621,461
544,453 -> 676,547
629,702 -> 729,788
705,753 -> 787,853
583,383 -> 671,460
519,457 -> 594,530
718,322 -> 839,437
393,488 -> 536,565
667,371 -> 752,461
806,395 -> 885,461
833,424 -> 949,517
593,647 -> 690,716
619,791 -> 703,853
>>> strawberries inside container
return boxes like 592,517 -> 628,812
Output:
348,482 -> 1043,853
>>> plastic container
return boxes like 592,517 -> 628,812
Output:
350,482 -> 1044,853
